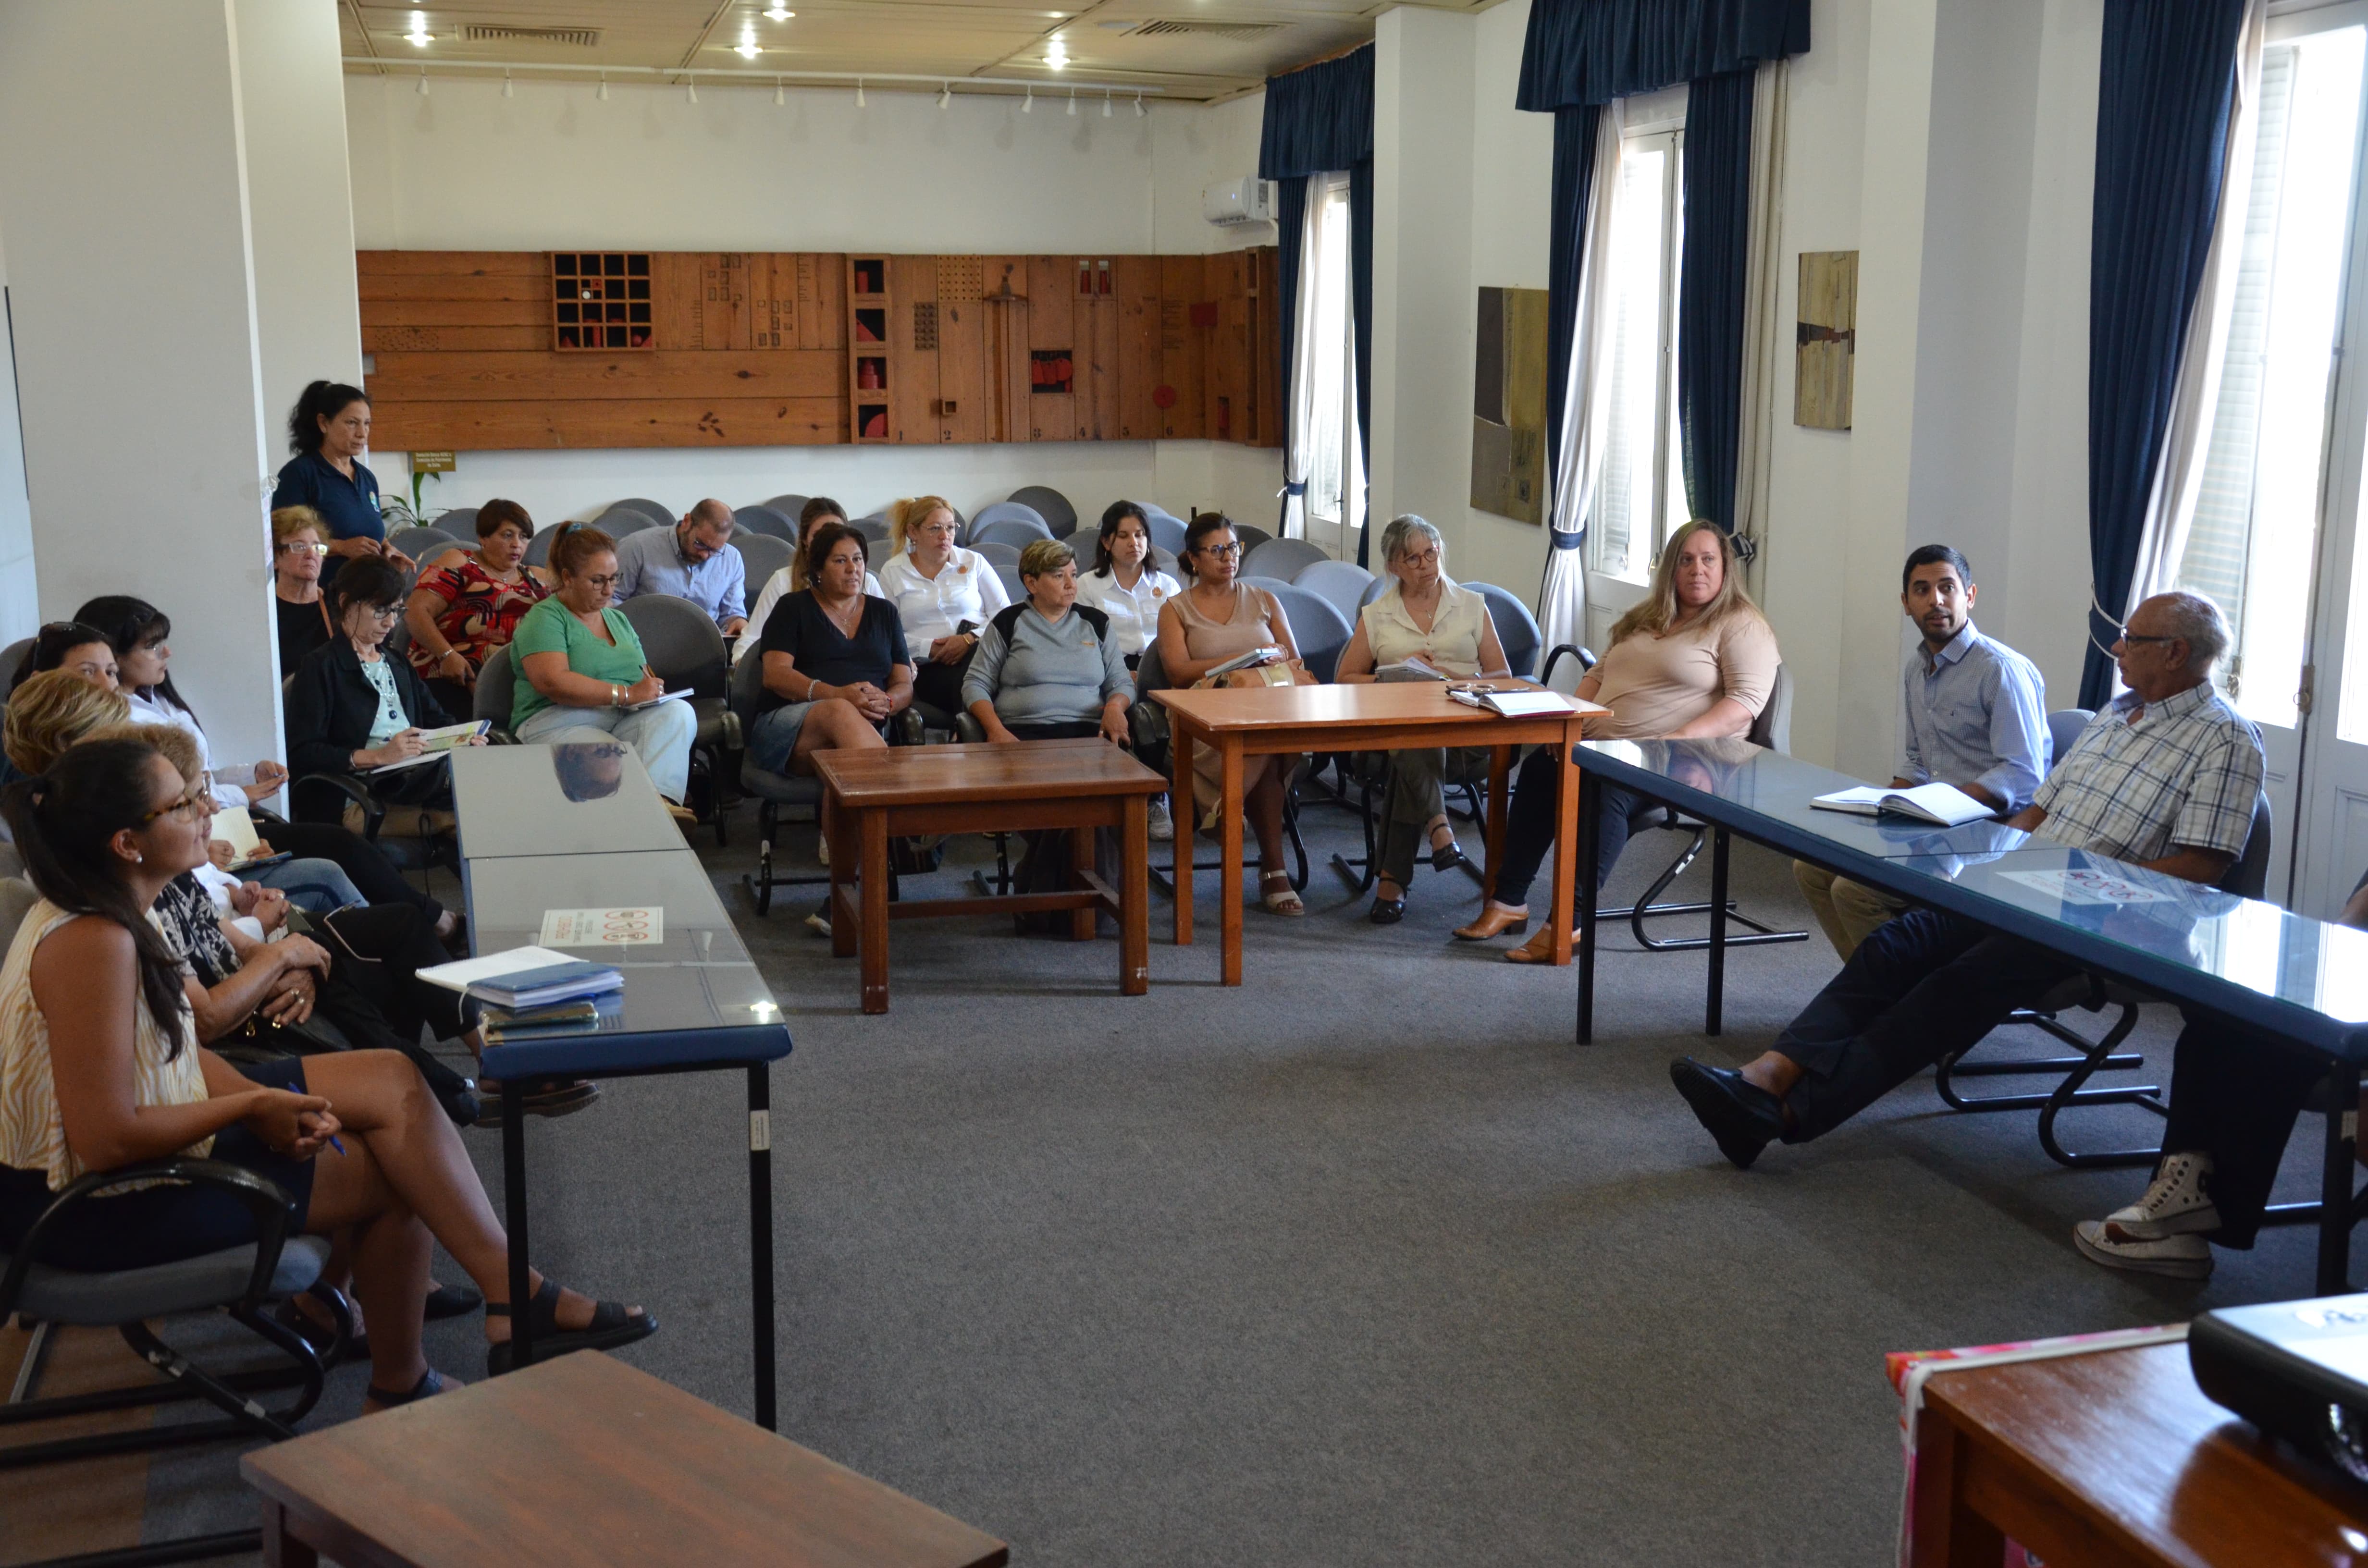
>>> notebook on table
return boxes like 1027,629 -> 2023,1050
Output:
365,719 -> 490,774
1810,781 -> 1994,827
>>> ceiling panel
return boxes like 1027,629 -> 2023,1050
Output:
344,0 -> 1457,99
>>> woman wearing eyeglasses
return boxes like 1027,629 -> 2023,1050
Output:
271,506 -> 339,679
281,557 -> 482,825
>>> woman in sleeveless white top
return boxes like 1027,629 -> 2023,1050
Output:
1154,517 -> 1307,915
1334,517 -> 1512,921
0,735 -> 654,1411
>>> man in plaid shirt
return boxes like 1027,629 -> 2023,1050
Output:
1670,591 -> 2265,1171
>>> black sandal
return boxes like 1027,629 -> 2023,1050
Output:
1369,893 -> 1406,924
1429,837 -> 1468,872
364,1368 -> 451,1409
485,1278 -> 657,1376
425,1281 -> 483,1320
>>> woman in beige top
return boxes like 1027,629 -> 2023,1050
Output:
0,735 -> 653,1411
1155,514 -> 1306,915
1456,520 -> 1779,960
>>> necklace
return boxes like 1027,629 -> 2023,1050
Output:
818,593 -> 863,637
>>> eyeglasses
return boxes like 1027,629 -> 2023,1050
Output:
579,573 -> 622,590
1396,549 -> 1442,567
139,786 -> 212,826
1194,542 -> 1241,559
277,540 -> 329,556
2118,634 -> 2180,647
360,603 -> 402,621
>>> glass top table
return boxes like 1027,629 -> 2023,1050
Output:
449,742 -> 686,859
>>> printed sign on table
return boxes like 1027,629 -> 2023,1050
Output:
1996,868 -> 2172,907
540,906 -> 664,946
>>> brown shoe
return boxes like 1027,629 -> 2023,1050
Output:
1453,904 -> 1530,942
1504,923 -> 1567,964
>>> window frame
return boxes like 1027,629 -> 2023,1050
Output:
1585,118 -> 1687,596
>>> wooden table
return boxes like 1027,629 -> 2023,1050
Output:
242,1351 -> 1008,1568
1152,683 -> 1593,984
1912,1341 -> 2368,1567
814,738 -> 1168,1014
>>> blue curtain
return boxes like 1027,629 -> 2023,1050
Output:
2081,0 -> 2247,708
1261,46 -> 1377,562
1545,105 -> 1602,495
1517,0 -> 1807,111
1272,175 -> 1311,533
1678,70 -> 1753,531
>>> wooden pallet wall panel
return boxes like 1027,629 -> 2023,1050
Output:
366,350 -> 843,402
1023,255 -> 1073,444
935,255 -> 986,445
1158,255 -> 1206,440
358,251 -> 543,278
1114,255 -> 1160,442
369,397 -> 845,451
1253,246 -> 1283,448
888,256 -> 939,444
1204,251 -> 1246,444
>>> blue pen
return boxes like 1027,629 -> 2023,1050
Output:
327,1134 -> 347,1155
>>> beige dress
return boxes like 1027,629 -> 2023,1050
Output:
1167,582 -> 1293,828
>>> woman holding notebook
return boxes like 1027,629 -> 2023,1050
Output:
283,556 -> 485,825
1334,515 -> 1513,924
1455,521 -> 1779,961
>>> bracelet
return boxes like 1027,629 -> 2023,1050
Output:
610,685 -> 623,708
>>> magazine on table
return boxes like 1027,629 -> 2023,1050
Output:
1446,687 -> 1585,718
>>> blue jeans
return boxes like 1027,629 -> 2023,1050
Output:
515,699 -> 699,803
247,855 -> 364,914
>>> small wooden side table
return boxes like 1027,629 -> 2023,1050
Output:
241,1351 -> 1008,1568
1913,1340 -> 2368,1567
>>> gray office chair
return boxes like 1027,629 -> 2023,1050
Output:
865,536 -> 897,574
1359,573 -> 1391,612
972,539 -> 1024,572
849,515 -> 891,544
595,507 -> 661,538
617,595 -> 739,845
282,675 -> 456,873
1241,537 -> 1327,582
1466,583 -> 1543,680
0,1154 -> 341,1568
972,510 -> 1054,551
1231,523 -> 1274,555
614,498 -> 674,527
1151,545 -> 1183,580
732,504 -> 798,543
432,506 -> 480,534
1146,513 -> 1189,557
993,563 -> 1026,605
1295,560 -> 1376,634
763,493 -> 810,519
523,528 -> 556,569
1260,582 -> 1352,683
474,644 -> 520,734
387,526 -> 458,573
0,637 -> 34,691
1008,485 -> 1079,539
729,652 -> 828,915
732,533 -> 796,600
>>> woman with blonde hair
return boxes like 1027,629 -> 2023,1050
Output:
1455,520 -> 1780,960
876,494 -> 1010,714
4,672 -> 130,784
272,505 -> 338,679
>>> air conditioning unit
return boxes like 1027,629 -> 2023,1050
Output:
1203,176 -> 1276,228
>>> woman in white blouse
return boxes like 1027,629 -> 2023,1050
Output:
1073,501 -> 1182,666
74,596 -> 287,814
875,494 -> 1011,715
1333,515 -> 1510,924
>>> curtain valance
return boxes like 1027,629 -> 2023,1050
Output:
1516,0 -> 1807,112
1259,46 -> 1374,178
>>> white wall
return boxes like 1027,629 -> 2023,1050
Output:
347,72 -> 1283,532
0,227 -> 36,645
0,0 -> 284,772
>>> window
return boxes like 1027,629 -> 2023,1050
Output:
1589,125 -> 1687,587
2173,26 -> 2365,732
1303,172 -> 1363,553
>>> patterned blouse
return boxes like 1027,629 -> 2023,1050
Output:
409,556 -> 550,678
0,900 -> 207,1188
154,872 -> 239,989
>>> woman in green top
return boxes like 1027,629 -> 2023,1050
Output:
510,523 -> 698,823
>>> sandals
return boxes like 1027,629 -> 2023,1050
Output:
1428,833 -> 1468,873
364,1367 -> 453,1410
426,1281 -> 483,1320
1259,869 -> 1305,917
276,1283 -> 364,1364
485,1277 -> 658,1377
1369,894 -> 1406,925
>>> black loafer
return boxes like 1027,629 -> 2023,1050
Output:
1669,1057 -> 1786,1170
1429,839 -> 1467,873
1369,896 -> 1406,925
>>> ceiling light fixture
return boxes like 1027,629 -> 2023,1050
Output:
597,71 -> 609,100
938,82 -> 951,109
502,68 -> 513,97
1047,38 -> 1069,70
1022,86 -> 1034,113
1066,87 -> 1077,116
736,37 -> 761,59
765,2 -> 793,17
686,72 -> 698,102
406,10 -> 430,46
774,76 -> 785,104
1102,88 -> 1111,118
416,67 -> 430,95
1134,92 -> 1146,117
855,77 -> 866,108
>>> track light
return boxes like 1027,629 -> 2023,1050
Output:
406,10 -> 430,46
1022,87 -> 1034,113
597,72 -> 608,100
1066,88 -> 1076,116
416,67 -> 430,96
765,2 -> 792,16
686,72 -> 698,103
775,76 -> 785,105
938,82 -> 951,109
736,24 -> 762,59
502,69 -> 513,98
1102,89 -> 1111,118
1134,92 -> 1145,118
855,78 -> 866,108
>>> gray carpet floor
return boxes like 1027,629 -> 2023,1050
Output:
125,796 -> 2337,1567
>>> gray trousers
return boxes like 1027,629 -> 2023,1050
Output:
1373,746 -> 1491,883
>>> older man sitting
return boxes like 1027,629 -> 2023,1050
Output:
612,497 -> 747,639
1669,590 -> 2265,1170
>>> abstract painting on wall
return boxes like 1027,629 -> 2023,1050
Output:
1796,251 -> 1857,430
1470,285 -> 1550,525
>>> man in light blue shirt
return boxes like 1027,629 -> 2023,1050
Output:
612,497 -> 747,637
1793,544 -> 2049,956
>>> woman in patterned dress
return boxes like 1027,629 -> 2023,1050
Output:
403,499 -> 552,716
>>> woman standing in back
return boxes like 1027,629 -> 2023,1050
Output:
268,382 -> 410,579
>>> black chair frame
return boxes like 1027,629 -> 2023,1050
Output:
2,1160 -> 345,1568
741,709 -> 923,917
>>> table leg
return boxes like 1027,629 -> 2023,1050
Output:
2320,1061 -> 2360,1296
1907,1412 -> 2008,1568
1171,721 -> 1196,948
860,810 -> 891,1014
747,1062 -> 776,1431
828,794 -> 856,959
1576,767 -> 1601,1046
1483,744 -> 1511,904
259,1501 -> 318,1568
502,1079 -> 533,1370
1220,739 -> 1244,987
1071,821 -> 1097,942
1706,828 -> 1730,1037
1549,727 -> 1581,965
1122,795 -> 1149,995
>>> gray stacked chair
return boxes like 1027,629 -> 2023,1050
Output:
386,526 -> 458,575
763,493 -> 809,519
732,504 -> 798,542
474,644 -> 521,735
432,506 -> 480,534
970,504 -> 1053,550
615,498 -> 674,526
1359,573 -> 1390,611
0,1157 -> 340,1567
972,539 -> 1024,572
992,562 -> 1026,605
616,595 -> 739,845
732,532 -> 796,600
523,528 -> 556,568
1259,582 -> 1354,684
1231,523 -> 1274,555
865,536 -> 897,574
1465,583 -> 1543,679
849,515 -> 891,544
729,652 -> 828,915
596,506 -> 661,537
1008,485 -> 1078,539
1145,511 -> 1189,556
1295,559 -> 1376,632
0,636 -> 34,692
1150,545 -> 1183,579
1242,537 -> 1326,583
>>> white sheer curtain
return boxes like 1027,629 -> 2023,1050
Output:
1732,60 -> 1788,593
1540,100 -> 1624,658
2127,0 -> 2266,611
1281,174 -> 1323,541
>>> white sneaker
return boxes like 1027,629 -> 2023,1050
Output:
804,901 -> 832,938
2074,1220 -> 2213,1279
816,835 -> 829,869
2102,1152 -> 2220,1239
1147,798 -> 1174,842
